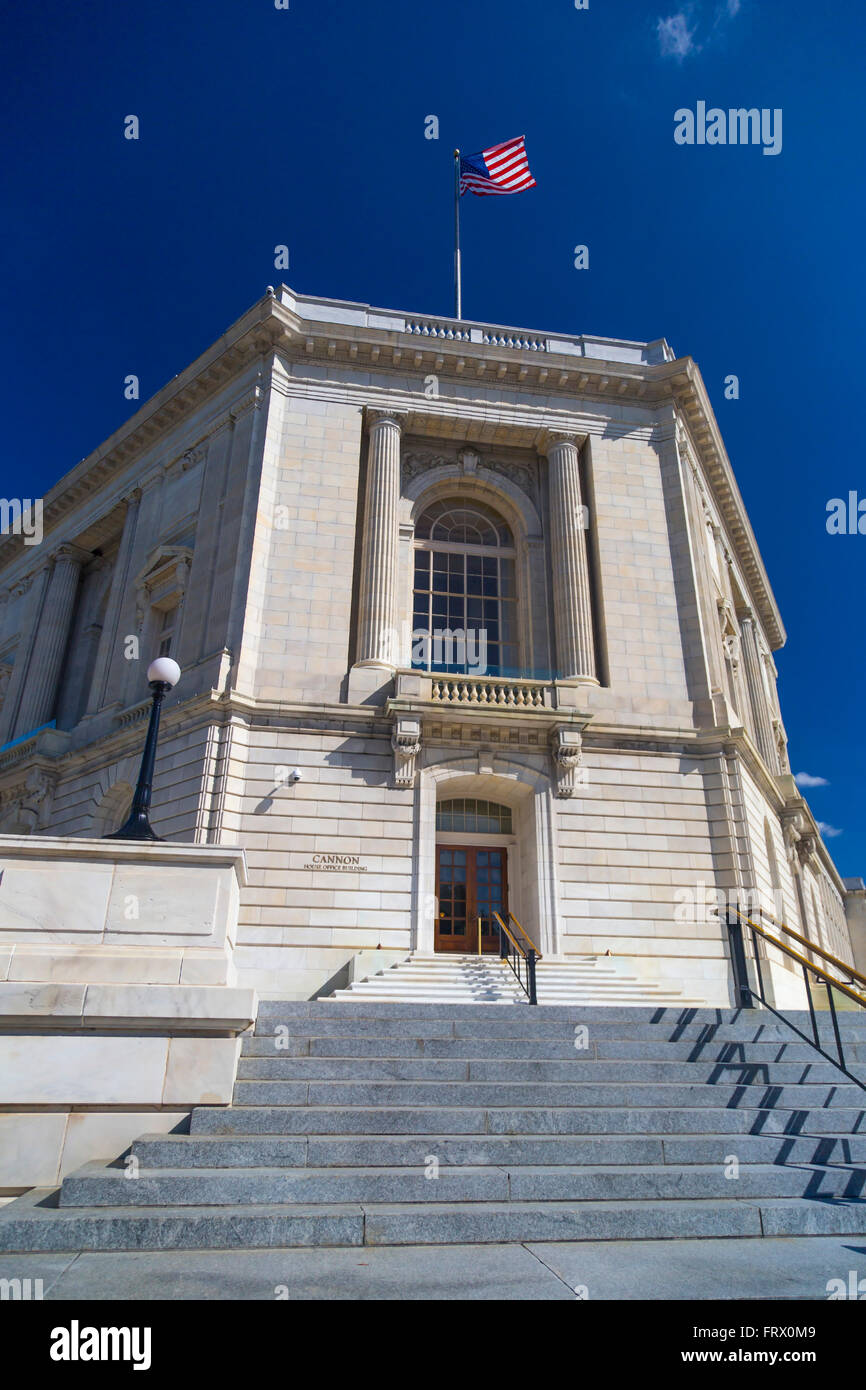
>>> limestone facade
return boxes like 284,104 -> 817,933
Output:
0,285 -> 856,1005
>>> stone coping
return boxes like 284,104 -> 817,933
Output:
0,836 -> 248,887
0,981 -> 257,1032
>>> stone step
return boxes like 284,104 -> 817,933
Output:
132,1130 -> 866,1169
249,1019 -> 866,1050
358,1197 -> 866,1245
337,965 -> 684,987
58,1161 -> 866,1207
254,1004 -> 866,1039
231,1078 -> 862,1108
259,1001 -> 735,1022
342,972 -> 688,993
240,1032 -> 865,1064
253,1015 -> 866,1041
4,1191 -> 865,1252
234,1056 -> 849,1084
329,956 -> 705,1006
333,989 -> 703,1006
0,1190 -> 362,1251
190,1103 -> 866,1137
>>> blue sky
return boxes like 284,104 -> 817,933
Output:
1,0 -> 863,874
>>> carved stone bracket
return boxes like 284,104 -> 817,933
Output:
391,715 -> 422,789
551,726 -> 584,798
781,808 -> 820,871
781,809 -> 806,860
772,717 -> 789,773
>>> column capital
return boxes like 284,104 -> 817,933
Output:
51,542 -> 91,568
537,428 -> 582,457
364,406 -> 408,432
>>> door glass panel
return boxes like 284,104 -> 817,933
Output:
436,846 -> 508,952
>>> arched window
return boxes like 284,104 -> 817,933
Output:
413,498 -> 517,676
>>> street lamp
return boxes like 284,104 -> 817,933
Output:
104,657 -> 181,841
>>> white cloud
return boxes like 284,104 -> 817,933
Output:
657,13 -> 698,60
657,1 -> 742,60
794,772 -> 830,788
817,822 -> 843,839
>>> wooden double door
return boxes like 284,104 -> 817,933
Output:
435,845 -> 508,953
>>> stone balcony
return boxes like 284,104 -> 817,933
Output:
386,668 -> 591,742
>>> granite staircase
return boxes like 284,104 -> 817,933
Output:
1,1002 -> 865,1252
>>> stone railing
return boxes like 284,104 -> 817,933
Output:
404,318 -> 547,352
430,675 -> 550,708
478,330 -> 546,352
404,319 -> 473,342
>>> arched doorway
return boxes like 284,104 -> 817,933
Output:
415,761 -> 562,958
435,797 -> 513,953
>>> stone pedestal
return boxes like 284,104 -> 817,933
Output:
0,836 -> 256,1190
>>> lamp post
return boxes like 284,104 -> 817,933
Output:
104,657 -> 181,841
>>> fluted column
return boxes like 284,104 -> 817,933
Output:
739,609 -> 775,769
13,543 -> 88,736
85,490 -> 141,715
356,409 -> 405,666
541,431 -> 597,682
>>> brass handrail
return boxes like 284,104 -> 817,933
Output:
493,911 -> 543,961
493,910 -> 539,1004
493,911 -> 525,957
735,910 -> 866,1009
506,911 -> 543,960
752,906 -> 866,989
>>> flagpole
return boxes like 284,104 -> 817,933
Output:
453,149 -> 462,320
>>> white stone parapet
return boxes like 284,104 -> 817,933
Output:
0,836 -> 257,1191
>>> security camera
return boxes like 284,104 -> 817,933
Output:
287,768 -> 302,784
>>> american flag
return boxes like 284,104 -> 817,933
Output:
459,135 -> 537,197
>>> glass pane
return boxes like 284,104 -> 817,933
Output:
436,799 -> 513,834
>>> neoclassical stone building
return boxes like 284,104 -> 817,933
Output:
0,284 -> 857,1003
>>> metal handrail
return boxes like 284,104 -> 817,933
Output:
751,906 -> 866,990
726,907 -> 866,1090
504,911 -> 543,960
493,911 -> 539,1005
738,913 -> 866,1007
